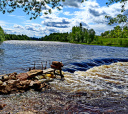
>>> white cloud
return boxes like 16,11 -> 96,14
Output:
14,24 -> 24,29
1,0 -> 127,37
0,21 -> 8,27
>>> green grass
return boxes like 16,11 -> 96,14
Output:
76,37 -> 128,47
97,37 -> 128,47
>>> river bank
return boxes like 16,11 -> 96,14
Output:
71,37 -> 128,47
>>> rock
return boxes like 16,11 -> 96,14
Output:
2,82 -> 7,86
8,72 -> 17,80
0,85 -> 11,94
27,69 -> 43,78
20,80 -> 31,85
5,85 -> 11,93
40,83 -> 47,88
35,75 -> 46,80
0,80 -> 3,85
16,73 -> 28,81
3,75 -> 9,80
7,80 -> 19,87
0,102 -> 6,110
32,80 -> 42,90
33,80 -> 41,85
2,75 -> 9,81
17,111 -> 34,114
16,80 -> 31,90
29,81 -> 35,87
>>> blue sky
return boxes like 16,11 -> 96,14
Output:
0,0 -> 127,38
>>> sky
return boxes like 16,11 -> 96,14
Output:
0,0 -> 127,38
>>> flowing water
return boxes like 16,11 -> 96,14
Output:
0,40 -> 128,113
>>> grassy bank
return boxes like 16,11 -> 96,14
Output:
77,37 -> 128,47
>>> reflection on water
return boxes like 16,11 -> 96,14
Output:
1,40 -> 128,74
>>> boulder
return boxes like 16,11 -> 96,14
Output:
7,80 -> 19,87
16,73 -> 28,81
0,85 -> 11,94
32,80 -> 42,90
33,80 -> 41,86
16,80 -> 31,90
8,72 -> 17,79
20,80 -> 31,85
27,69 -> 43,78
1,75 -> 9,81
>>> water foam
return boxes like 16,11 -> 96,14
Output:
50,62 -> 128,97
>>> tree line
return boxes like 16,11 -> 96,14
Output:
39,23 -> 96,44
101,25 -> 128,38
0,23 -> 97,44
0,26 -> 34,41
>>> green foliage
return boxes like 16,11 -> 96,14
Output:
105,0 -> 128,26
0,0 -> 66,19
67,23 -> 96,43
0,26 -> 5,42
5,34 -> 31,40
101,25 -> 128,38
40,23 -> 96,44
40,32 -> 69,42
96,37 -> 128,47
122,39 -> 128,47
0,26 -> 38,41
0,0 -> 87,19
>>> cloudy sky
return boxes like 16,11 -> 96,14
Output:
0,0 -> 127,38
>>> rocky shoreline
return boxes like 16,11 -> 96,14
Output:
0,69 -> 54,95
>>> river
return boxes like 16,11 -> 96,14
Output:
0,40 -> 128,113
